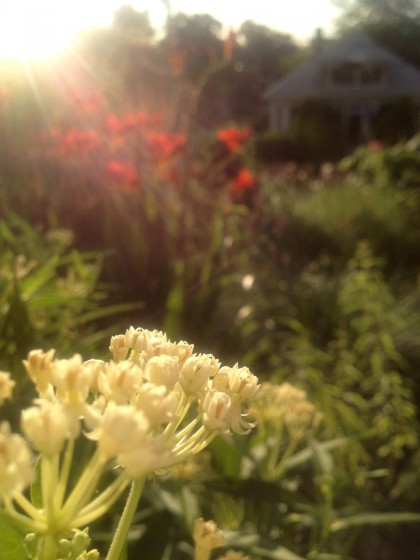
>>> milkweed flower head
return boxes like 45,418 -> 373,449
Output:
251,382 -> 322,439
0,325 -> 259,555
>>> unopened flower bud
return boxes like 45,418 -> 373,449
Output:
23,349 -> 55,393
22,402 -> 79,456
135,383 -> 178,425
180,354 -> 219,395
201,391 -> 232,432
145,355 -> 180,389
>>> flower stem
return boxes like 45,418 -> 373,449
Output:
38,534 -> 58,560
105,477 -> 146,560
54,438 -> 75,511
72,473 -> 130,527
59,448 -> 105,524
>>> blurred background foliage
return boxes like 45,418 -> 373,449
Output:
1,0 -> 420,558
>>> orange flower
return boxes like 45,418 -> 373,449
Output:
217,127 -> 251,152
232,168 -> 255,192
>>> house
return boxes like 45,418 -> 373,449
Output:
264,31 -> 420,148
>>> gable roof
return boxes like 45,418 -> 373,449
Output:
264,32 -> 420,102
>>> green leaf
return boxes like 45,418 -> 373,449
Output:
331,512 -> 420,532
284,438 -> 349,471
0,511 -> 28,560
250,545 -> 307,560
210,435 -> 242,478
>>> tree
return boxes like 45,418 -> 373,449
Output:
112,5 -> 155,40
334,0 -> 420,67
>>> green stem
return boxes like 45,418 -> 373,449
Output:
164,394 -> 193,438
194,545 -> 211,560
3,497 -> 45,533
59,448 -> 105,524
41,454 -> 59,523
12,491 -> 45,523
38,534 -> 58,560
72,474 -> 130,527
105,477 -> 146,560
54,438 -> 75,511
270,437 -> 298,481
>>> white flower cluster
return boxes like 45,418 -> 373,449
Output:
0,327 -> 260,507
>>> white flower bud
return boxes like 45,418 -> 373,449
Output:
117,435 -> 170,478
180,354 -> 220,395
109,335 -> 129,362
124,327 -> 149,354
23,349 -> 55,394
213,364 -> 260,400
0,422 -> 34,498
0,371 -> 15,405
22,402 -> 80,456
145,355 -> 180,389
201,391 -> 232,432
135,384 -> 178,425
83,359 -> 107,394
145,329 -> 169,357
53,355 -> 93,405
164,340 -> 194,363
98,361 -> 143,404
97,403 -> 149,458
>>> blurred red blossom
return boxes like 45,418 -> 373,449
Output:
232,168 -> 255,192
217,126 -> 251,152
147,132 -> 187,159
106,160 -> 140,190
55,129 -> 100,155
104,111 -> 164,135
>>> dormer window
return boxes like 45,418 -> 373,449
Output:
327,62 -> 386,86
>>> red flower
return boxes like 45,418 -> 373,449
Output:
104,111 -> 163,135
217,126 -> 251,152
57,130 -> 99,155
106,160 -> 139,189
147,132 -> 187,159
232,168 -> 255,192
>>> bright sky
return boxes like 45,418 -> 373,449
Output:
0,0 -> 341,60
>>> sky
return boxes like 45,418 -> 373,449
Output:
0,0 -> 342,60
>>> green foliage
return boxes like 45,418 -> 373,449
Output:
0,510 -> 28,560
0,214 -> 138,374
340,134 -> 420,191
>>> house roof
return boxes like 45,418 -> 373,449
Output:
264,32 -> 420,103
